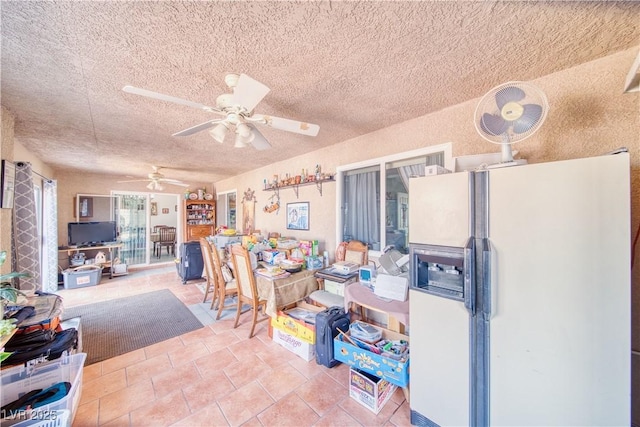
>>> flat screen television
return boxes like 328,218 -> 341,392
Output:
68,221 -> 117,247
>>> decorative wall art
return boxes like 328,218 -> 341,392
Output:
242,188 -> 256,235
162,208 -> 169,214
286,202 -> 309,230
150,202 -> 158,216
73,196 -> 93,218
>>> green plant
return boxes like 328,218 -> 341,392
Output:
0,250 -> 28,317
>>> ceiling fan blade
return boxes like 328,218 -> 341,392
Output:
172,119 -> 224,137
230,74 -> 270,112
117,179 -> 151,183
495,85 -> 526,110
253,114 -> 320,136
159,180 -> 190,187
512,104 -> 543,134
248,126 -> 272,151
123,85 -> 220,112
480,112 -> 509,136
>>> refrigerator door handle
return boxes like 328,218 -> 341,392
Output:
481,238 -> 493,319
464,237 -> 475,314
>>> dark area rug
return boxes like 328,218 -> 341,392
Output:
62,289 -> 204,365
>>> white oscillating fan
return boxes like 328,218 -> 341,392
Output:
474,81 -> 549,168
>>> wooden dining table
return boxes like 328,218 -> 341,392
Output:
255,269 -> 319,318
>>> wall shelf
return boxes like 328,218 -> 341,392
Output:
263,177 -> 335,198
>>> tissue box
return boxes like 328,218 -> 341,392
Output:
262,249 -> 286,265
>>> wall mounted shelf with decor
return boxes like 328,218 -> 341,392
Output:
263,177 -> 335,198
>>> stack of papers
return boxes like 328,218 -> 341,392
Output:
255,268 -> 291,279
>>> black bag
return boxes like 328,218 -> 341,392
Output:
315,306 -> 350,368
176,241 -> 204,284
3,329 -> 55,351
3,328 -> 78,366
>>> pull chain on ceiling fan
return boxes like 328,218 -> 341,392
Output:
123,73 -> 319,150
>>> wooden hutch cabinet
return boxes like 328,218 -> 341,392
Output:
183,200 -> 216,241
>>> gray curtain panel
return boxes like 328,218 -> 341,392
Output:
13,162 -> 40,292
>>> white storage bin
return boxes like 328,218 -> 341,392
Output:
1,353 -> 86,427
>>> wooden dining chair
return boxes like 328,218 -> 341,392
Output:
209,241 -> 239,319
230,244 -> 268,338
156,226 -> 176,258
199,238 -> 217,304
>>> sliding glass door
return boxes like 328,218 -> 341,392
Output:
116,193 -> 149,266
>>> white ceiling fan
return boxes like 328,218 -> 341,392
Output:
122,73 -> 320,150
118,166 -> 189,191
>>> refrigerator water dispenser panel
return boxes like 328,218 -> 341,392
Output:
410,244 -> 466,301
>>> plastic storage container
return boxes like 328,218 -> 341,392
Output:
349,321 -> 382,344
1,353 -> 86,427
62,265 -> 102,289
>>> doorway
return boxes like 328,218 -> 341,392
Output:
112,191 -> 182,266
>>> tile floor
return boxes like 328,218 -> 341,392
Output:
56,266 -> 412,427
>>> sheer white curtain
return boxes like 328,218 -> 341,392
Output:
42,179 -> 58,292
343,170 -> 379,247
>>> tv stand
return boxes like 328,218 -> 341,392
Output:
58,243 -> 124,279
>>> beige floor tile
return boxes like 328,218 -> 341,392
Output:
101,349 -> 147,375
143,336 -> 184,359
167,340 -> 211,367
98,380 -> 154,425
314,405 -> 363,427
193,347 -> 238,379
201,329 -> 242,353
125,353 -> 173,386
81,368 -> 128,403
257,363 -> 308,401
129,390 -> 191,427
151,361 -> 202,398
294,372 -> 347,416
257,392 -> 320,426
223,354 -> 272,389
338,391 -> 400,426
74,399 -> 99,427
217,381 -> 274,426
388,401 -> 412,426
82,361 -> 103,382
181,374 -> 237,411
169,401 -> 229,427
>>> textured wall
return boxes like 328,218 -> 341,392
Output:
0,107 -> 15,275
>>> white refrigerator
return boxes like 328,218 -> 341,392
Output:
408,152 -> 631,426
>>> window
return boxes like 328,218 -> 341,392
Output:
337,143 -> 452,254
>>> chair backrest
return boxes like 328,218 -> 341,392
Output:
153,225 -> 168,232
344,240 -> 368,266
159,227 -> 176,243
199,238 -> 217,284
230,244 -> 258,301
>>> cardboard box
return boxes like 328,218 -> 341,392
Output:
271,326 -> 316,362
334,328 -> 409,387
262,249 -> 286,265
63,265 -> 102,289
349,368 -> 397,414
271,302 -> 323,344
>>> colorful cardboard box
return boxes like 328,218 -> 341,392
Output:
349,368 -> 397,414
271,326 -> 316,362
270,302 -> 323,344
334,328 -> 409,387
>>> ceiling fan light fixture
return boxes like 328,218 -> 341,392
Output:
209,122 -> 229,143
234,131 -> 252,148
236,122 -> 252,138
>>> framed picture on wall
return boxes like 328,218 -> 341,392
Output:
73,196 -> 93,218
150,202 -> 158,216
0,160 -> 16,209
162,208 -> 169,214
286,202 -> 309,230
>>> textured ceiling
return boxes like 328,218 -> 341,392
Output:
1,1 -> 639,186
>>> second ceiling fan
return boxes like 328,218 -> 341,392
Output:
123,73 -> 320,150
